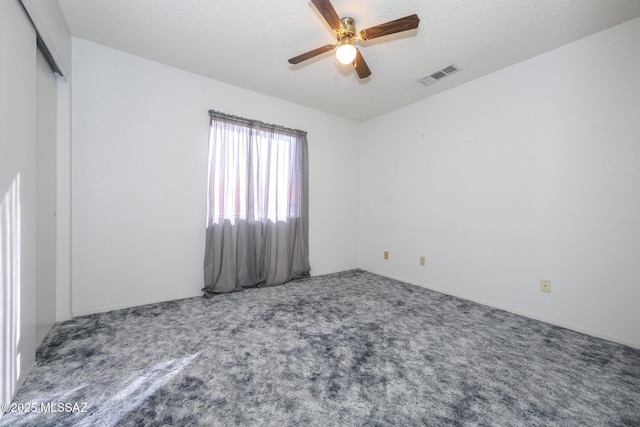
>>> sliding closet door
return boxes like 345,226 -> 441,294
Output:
36,49 -> 57,346
0,0 -> 38,407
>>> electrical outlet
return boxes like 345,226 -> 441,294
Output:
384,251 -> 389,260
540,279 -> 551,293
419,256 -> 426,266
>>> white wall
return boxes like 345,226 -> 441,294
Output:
0,0 -> 37,406
71,38 -> 360,315
359,17 -> 640,348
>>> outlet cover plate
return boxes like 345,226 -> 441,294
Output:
540,279 -> 551,293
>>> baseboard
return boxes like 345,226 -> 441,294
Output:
364,269 -> 640,350
71,291 -> 203,317
70,272 -> 348,318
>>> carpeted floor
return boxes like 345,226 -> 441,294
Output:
2,270 -> 639,426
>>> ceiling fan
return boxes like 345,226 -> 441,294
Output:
288,0 -> 420,79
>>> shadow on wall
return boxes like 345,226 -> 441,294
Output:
1,174 -> 21,409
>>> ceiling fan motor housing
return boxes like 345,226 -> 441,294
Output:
338,17 -> 357,40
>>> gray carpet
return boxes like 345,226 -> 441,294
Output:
2,270 -> 639,426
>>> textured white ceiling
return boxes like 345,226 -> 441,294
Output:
57,0 -> 640,121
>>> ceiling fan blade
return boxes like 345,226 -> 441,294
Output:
353,49 -> 371,79
288,44 -> 336,64
359,14 -> 420,41
310,0 -> 342,30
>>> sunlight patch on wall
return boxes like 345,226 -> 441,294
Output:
1,174 -> 21,408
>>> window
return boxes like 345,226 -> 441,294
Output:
207,122 -> 304,224
203,111 -> 310,294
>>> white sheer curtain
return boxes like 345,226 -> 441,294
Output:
203,111 -> 310,295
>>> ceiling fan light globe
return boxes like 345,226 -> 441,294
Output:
336,44 -> 357,65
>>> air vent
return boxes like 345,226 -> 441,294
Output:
441,65 -> 459,74
418,64 -> 461,86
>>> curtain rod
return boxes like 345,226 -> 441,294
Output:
208,110 -> 307,137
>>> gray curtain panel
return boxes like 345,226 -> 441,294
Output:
203,111 -> 310,296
